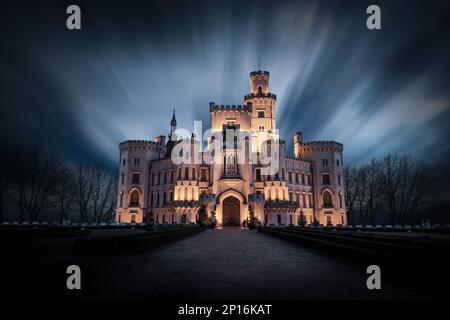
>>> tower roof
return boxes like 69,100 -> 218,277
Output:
171,108 -> 177,127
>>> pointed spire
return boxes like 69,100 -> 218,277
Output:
171,107 -> 177,127
169,108 -> 177,141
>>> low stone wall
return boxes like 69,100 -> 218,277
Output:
74,225 -> 205,255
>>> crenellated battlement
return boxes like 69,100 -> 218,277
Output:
119,140 -> 165,152
250,70 -> 270,77
300,140 -> 343,152
244,92 -> 277,100
209,102 -> 253,113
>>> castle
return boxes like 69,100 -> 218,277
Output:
115,70 -> 347,226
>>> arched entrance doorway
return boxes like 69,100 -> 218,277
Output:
222,196 -> 240,226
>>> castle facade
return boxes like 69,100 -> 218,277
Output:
115,71 -> 347,227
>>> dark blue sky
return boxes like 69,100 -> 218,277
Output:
1,0 -> 449,171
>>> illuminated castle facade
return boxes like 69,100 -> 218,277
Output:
115,71 -> 347,226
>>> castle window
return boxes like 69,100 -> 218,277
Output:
184,167 -> 189,180
302,194 -> 306,207
259,126 -> 264,131
282,169 -> 285,180
130,190 -> 140,207
277,214 -> 281,224
163,192 -> 166,205
192,168 -> 196,180
308,193 -> 313,207
201,168 -> 207,181
121,174 -> 124,185
288,171 -> 292,183
157,173 -> 161,185
323,191 -> 333,208
255,168 -> 261,181
134,158 -> 140,166
225,154 -> 237,176
307,175 -> 311,185
302,174 -> 305,185
151,174 -> 155,185
122,158 -> 126,166
322,158 -> 328,166
157,192 -> 160,207
164,172 -> 167,184
170,171 -> 174,183
170,191 -> 173,201
258,111 -> 265,118
339,194 -> 343,208
132,173 -> 140,184
258,86 -> 263,94
322,174 -> 331,185
119,192 -> 123,207
150,193 -> 154,207
338,174 -> 341,186
337,159 -> 340,167
296,173 -> 299,184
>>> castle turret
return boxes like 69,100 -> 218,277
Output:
294,131 -> 303,159
244,70 -> 277,152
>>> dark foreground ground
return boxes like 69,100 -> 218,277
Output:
2,227 -> 445,300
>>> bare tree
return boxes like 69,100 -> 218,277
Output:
347,154 -> 438,225
91,166 -> 117,223
355,168 -> 367,224
343,166 -> 358,224
364,160 -> 382,225
51,164 -> 75,224
73,164 -> 94,223
15,146 -> 63,222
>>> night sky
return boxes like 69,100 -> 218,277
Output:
1,0 -> 449,173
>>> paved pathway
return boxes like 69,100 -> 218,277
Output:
83,227 -> 414,299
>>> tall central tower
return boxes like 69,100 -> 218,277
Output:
244,70 -> 277,151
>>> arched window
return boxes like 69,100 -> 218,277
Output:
130,190 -> 140,207
258,86 -> 262,94
226,154 -> 237,176
192,168 -> 196,180
184,167 -> 189,180
323,191 -> 333,208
